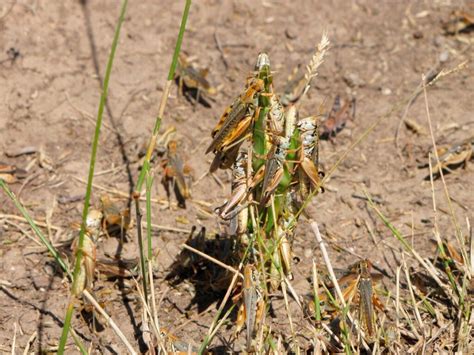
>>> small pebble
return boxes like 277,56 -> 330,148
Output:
344,72 -> 366,88
285,28 -> 297,40
439,51 -> 449,63
382,87 -> 392,95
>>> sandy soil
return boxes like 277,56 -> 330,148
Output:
0,0 -> 473,353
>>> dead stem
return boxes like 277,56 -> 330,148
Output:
182,243 -> 244,278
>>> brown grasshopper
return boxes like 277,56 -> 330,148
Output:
71,209 -> 102,295
267,93 -> 286,136
216,152 -> 248,219
276,192 -> 299,280
320,95 -> 356,141
295,115 -> 324,198
258,105 -> 298,207
99,195 -> 131,239
442,7 -> 474,35
162,139 -> 193,208
175,53 -> 216,107
340,259 -> 384,342
280,65 -> 306,106
426,135 -> 473,178
307,259 -> 384,342
235,264 -> 265,351
259,136 -> 290,207
207,77 -> 264,172
206,53 -> 270,172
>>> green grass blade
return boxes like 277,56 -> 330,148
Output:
57,0 -> 129,352
167,0 -> 191,81
0,180 -> 70,276
146,170 -> 154,261
135,0 -> 191,194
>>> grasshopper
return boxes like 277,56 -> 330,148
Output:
276,192 -> 299,279
427,135 -> 473,178
340,259 -> 384,342
258,105 -> 297,207
216,152 -> 248,220
320,95 -> 356,141
206,77 -> 264,171
71,209 -> 102,295
162,139 -> 193,208
442,7 -> 474,35
306,259 -> 384,342
100,195 -> 131,239
235,264 -> 264,351
175,53 -> 216,106
259,136 -> 290,207
206,53 -> 270,172
280,65 -> 306,106
355,260 -> 377,341
296,115 -> 324,198
267,93 -> 286,136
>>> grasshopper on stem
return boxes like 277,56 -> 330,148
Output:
206,53 -> 271,172
235,264 -> 264,351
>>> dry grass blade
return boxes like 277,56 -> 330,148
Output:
468,217 -> 473,275
182,243 -> 243,278
199,262 -> 244,352
402,259 -> 425,336
82,290 -> 137,354
310,221 -> 346,306
422,72 -> 468,264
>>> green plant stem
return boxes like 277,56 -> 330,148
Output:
146,171 -> 154,261
130,0 -> 191,318
134,0 -> 191,194
135,197 -> 149,302
57,0 -> 128,352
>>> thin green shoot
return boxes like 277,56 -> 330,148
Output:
57,0 -> 128,352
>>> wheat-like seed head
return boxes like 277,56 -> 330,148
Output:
304,32 -> 330,90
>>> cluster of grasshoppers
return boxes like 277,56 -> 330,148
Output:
207,53 -> 325,350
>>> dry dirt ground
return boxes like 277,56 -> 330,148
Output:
0,0 -> 473,353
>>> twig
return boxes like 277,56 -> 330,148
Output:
22,331 -> 37,355
0,214 -> 61,231
281,273 -> 295,336
182,243 -> 243,278
82,290 -> 137,354
402,258 -> 425,336
311,221 -> 370,351
150,223 -> 190,234
199,262 -> 243,352
11,322 -> 17,355
311,221 -> 346,305
468,217 -> 473,276
213,31 -> 229,69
